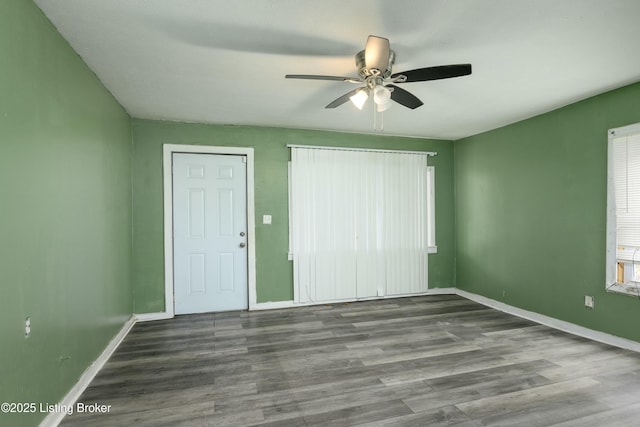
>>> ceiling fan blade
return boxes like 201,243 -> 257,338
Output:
325,88 -> 360,109
388,85 -> 423,109
286,74 -> 361,83
391,64 -> 472,82
364,35 -> 390,72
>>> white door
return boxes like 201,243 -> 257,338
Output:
172,153 -> 248,314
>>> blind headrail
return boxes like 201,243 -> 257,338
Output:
286,144 -> 437,157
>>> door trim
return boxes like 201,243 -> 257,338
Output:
162,144 -> 257,317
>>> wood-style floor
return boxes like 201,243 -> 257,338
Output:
60,295 -> 640,427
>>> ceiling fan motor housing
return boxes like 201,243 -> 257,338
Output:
356,49 -> 396,79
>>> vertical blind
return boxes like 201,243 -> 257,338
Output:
290,146 -> 432,303
613,132 -> 640,262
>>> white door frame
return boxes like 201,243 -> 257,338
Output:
163,144 -> 257,317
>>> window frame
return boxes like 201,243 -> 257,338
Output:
426,165 -> 437,253
605,122 -> 640,296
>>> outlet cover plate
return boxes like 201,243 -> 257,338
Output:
585,295 -> 594,308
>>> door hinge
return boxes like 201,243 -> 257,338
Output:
242,156 -> 247,163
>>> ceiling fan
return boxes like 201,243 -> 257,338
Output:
286,35 -> 471,111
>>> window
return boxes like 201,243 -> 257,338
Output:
606,123 -> 640,295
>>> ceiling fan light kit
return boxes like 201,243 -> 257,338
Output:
286,35 -> 472,120
373,85 -> 392,111
349,88 -> 369,110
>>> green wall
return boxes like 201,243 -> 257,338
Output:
0,1 -> 133,426
455,81 -> 640,342
132,120 -> 455,313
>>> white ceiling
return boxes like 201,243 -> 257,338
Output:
35,0 -> 640,140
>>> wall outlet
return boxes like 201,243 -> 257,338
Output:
263,214 -> 272,225
25,317 -> 31,337
584,295 -> 595,309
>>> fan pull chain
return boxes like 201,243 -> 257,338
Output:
372,104 -> 384,133
373,102 -> 377,131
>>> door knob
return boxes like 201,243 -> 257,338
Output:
239,242 -> 246,248
239,232 -> 246,237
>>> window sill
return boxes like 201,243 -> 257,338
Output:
606,282 -> 640,297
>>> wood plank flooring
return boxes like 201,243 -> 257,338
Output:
60,295 -> 640,426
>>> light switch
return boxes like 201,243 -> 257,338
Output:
263,214 -> 272,225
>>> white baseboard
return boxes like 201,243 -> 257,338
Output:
135,312 -> 174,322
456,288 -> 640,353
425,287 -> 457,295
250,300 -> 296,311
39,315 -> 137,427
